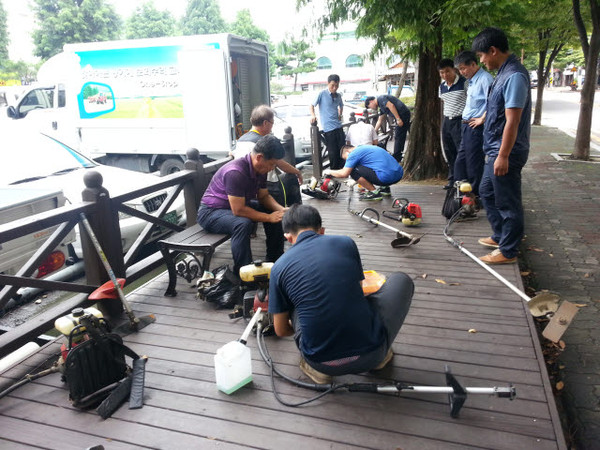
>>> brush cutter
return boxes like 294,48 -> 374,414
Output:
347,188 -> 421,247
443,209 -> 577,342
382,198 -> 423,226
255,319 -> 515,416
80,213 -> 156,332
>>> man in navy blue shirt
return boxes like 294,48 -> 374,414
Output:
268,204 -> 414,384
472,27 -> 531,265
365,94 -> 411,162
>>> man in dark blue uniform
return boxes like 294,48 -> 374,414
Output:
268,204 -> 414,384
365,94 -> 411,162
472,27 -> 531,265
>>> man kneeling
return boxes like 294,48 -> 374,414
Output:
268,204 -> 414,384
324,144 -> 404,201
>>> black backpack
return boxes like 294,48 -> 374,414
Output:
441,184 -> 461,219
62,316 -> 140,410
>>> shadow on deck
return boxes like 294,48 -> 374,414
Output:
0,184 -> 566,449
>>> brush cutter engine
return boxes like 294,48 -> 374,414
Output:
301,176 -> 342,200
382,198 -> 422,226
442,181 -> 479,219
229,261 -> 275,334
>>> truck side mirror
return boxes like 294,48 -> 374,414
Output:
6,106 -> 17,119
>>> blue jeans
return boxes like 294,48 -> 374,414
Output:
302,272 -> 414,375
454,123 -> 485,196
479,153 -> 528,258
196,201 -> 284,274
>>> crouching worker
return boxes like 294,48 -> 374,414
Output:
268,204 -> 414,384
197,135 -> 287,275
323,144 -> 403,201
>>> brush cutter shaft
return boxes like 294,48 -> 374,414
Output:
353,208 -> 413,239
444,235 -> 530,303
378,385 -> 514,396
80,213 -> 138,323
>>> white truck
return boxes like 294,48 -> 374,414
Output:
5,34 -> 271,175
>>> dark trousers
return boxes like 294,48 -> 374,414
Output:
454,123 -> 485,196
479,153 -> 528,258
323,127 -> 345,170
393,115 -> 411,162
441,117 -> 462,183
196,201 -> 284,274
350,165 -> 401,187
303,272 -> 414,375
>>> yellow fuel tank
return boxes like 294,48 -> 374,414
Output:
239,261 -> 274,283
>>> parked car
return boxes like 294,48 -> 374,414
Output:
272,103 -> 314,161
1,130 -> 186,260
272,101 -> 364,161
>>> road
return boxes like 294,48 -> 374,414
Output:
533,86 -> 600,152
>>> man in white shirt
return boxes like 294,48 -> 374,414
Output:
345,115 -> 378,147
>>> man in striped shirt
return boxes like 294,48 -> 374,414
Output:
438,59 -> 467,190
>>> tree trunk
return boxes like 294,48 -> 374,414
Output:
572,0 -> 600,160
403,47 -> 445,180
395,59 -> 409,97
533,48 -> 548,126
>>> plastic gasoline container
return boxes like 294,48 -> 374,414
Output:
361,270 -> 387,295
54,307 -> 103,337
214,340 -> 253,394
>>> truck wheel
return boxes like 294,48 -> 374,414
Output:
159,159 -> 185,176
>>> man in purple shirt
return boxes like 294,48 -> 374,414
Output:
197,135 -> 287,273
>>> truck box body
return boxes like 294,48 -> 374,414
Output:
7,34 -> 270,174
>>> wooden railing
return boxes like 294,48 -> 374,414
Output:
0,149 -> 227,357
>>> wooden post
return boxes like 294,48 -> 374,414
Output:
183,148 -> 205,228
282,126 -> 296,166
310,122 -> 323,179
80,170 -> 125,292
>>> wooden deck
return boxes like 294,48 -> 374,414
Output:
0,184 -> 566,449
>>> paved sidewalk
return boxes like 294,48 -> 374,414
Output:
521,126 -> 600,449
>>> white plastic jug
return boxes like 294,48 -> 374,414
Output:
214,340 -> 252,394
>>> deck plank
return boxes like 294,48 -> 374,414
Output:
0,184 -> 566,450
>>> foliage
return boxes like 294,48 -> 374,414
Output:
32,0 -> 122,60
126,2 -> 176,39
0,0 -> 8,62
273,36 -> 317,91
0,60 -> 39,83
180,0 -> 226,35
228,9 -> 270,43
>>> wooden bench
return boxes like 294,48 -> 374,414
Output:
158,224 -> 230,297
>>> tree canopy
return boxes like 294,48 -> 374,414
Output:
228,9 -> 270,43
273,37 -> 317,91
32,0 -> 121,60
126,2 -> 176,39
180,0 -> 226,36
0,0 -> 8,62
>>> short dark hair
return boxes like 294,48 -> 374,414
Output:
364,96 -> 376,108
282,204 -> 322,234
454,51 -> 478,67
327,74 -> 340,84
472,27 -> 509,53
253,135 -> 285,160
437,58 -> 455,70
250,105 -> 274,127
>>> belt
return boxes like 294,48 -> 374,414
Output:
445,115 -> 462,120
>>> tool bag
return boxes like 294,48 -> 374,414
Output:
63,316 -> 140,410
198,264 -> 242,309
